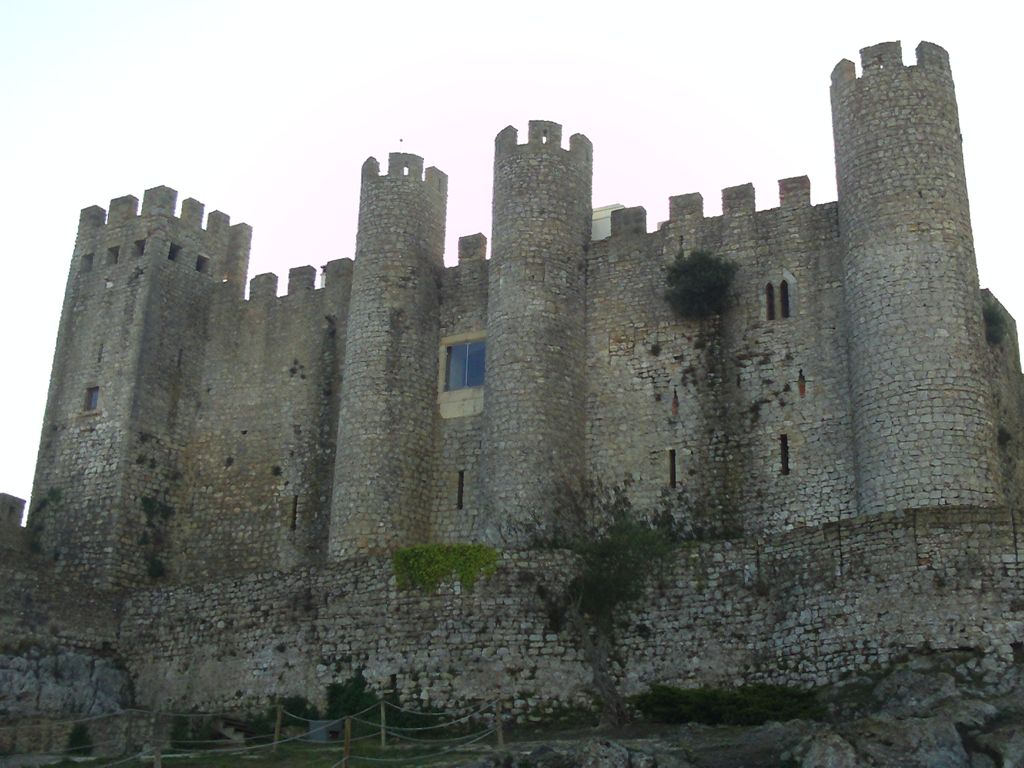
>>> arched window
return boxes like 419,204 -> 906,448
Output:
780,280 -> 791,319
765,283 -> 776,320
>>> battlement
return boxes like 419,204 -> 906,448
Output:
361,154 -> 448,195
246,258 -> 353,302
76,186 -> 248,239
494,121 -> 592,165
610,206 -> 648,238
665,177 -> 813,227
458,234 -> 487,264
831,40 -> 951,89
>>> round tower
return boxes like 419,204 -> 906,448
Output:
831,41 -> 1000,515
479,121 -> 593,542
329,153 -> 447,558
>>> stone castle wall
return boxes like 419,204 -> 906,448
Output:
107,509 -> 1022,717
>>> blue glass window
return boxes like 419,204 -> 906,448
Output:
445,341 -> 485,391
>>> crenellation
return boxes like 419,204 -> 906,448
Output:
106,194 -> 138,224
8,40 -> 1024,733
778,176 -> 810,208
860,40 -> 904,72
722,183 -> 756,217
249,272 -> 278,300
179,197 -> 205,227
288,265 -> 317,294
140,185 -> 177,217
610,206 -> 647,238
458,233 -> 487,263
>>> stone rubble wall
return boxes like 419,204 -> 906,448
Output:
114,509 -> 1022,718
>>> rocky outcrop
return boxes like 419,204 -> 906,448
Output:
0,648 -> 128,719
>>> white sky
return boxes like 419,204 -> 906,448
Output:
1,1 -> 1020,506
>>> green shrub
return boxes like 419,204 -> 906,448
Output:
665,251 -> 737,319
66,723 -> 93,755
633,683 -> 824,725
392,543 -> 499,593
983,296 -> 1007,345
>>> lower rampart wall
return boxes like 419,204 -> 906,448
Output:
114,507 -> 1024,717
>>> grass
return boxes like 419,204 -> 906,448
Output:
46,737 -> 498,767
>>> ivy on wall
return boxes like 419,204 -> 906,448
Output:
392,543 -> 499,593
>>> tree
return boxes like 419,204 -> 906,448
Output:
529,480 -> 679,726
664,250 -> 737,319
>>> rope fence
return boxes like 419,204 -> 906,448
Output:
0,694 -> 509,767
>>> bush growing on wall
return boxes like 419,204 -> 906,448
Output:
665,251 -> 737,319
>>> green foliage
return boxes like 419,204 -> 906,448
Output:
392,543 -> 499,593
281,695 -> 320,721
983,295 -> 1007,345
633,683 -> 824,725
658,489 -> 744,542
665,250 -> 737,319
534,480 -> 681,632
66,723 -> 93,755
146,555 -> 166,579
325,673 -> 376,719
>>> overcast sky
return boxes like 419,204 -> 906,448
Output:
1,1 -> 1019,506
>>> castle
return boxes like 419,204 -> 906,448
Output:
2,41 -> 1023,735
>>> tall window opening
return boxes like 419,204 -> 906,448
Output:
445,340 -> 486,391
84,386 -> 100,411
106,246 -> 120,265
780,434 -> 790,475
668,449 -> 677,488
780,280 -> 791,318
765,283 -> 776,320
457,470 -> 465,509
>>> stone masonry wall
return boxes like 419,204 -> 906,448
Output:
165,261 -> 352,582
832,42 -> 1001,515
586,188 -> 856,534
114,509 -> 1023,717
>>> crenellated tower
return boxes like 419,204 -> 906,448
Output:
329,154 -> 448,557
479,121 -> 593,542
831,41 -> 1001,515
27,187 -> 251,587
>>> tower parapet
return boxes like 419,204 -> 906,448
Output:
329,153 -> 448,557
480,121 -> 593,542
831,41 -> 1000,514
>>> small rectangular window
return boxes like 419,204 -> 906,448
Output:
445,340 -> 486,391
195,255 -> 209,273
106,246 -> 120,265
134,239 -> 146,257
168,243 -> 182,261
82,253 -> 94,272
84,386 -> 100,411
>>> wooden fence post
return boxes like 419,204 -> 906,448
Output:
495,700 -> 504,748
343,716 -> 352,768
273,703 -> 283,752
379,699 -> 386,747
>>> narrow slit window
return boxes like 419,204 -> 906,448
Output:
134,239 -> 146,257
668,449 -> 677,488
106,246 -> 120,265
84,386 -> 100,411
290,496 -> 298,530
456,470 -> 465,510
780,434 -> 790,475
780,280 -> 791,318
168,243 -> 182,261
765,283 -> 776,320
